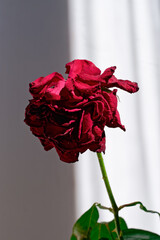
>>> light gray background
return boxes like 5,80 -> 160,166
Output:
0,0 -> 75,239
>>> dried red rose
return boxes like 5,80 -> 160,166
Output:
24,59 -> 139,163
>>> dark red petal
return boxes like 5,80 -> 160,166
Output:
101,66 -> 116,79
30,126 -> 44,137
44,79 -> 66,100
89,131 -> 106,153
102,90 -> 125,131
62,78 -> 83,101
92,125 -> 103,139
107,108 -> 126,131
65,59 -> 101,77
78,111 -> 84,139
76,73 -> 100,85
92,100 -> 104,121
24,112 -> 42,127
73,78 -> 100,95
45,123 -> 74,139
102,90 -> 118,122
104,75 -> 139,93
55,147 -> 79,163
29,72 -> 65,99
39,137 -> 55,151
78,111 -> 95,146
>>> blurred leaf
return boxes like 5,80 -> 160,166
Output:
70,204 -> 99,240
90,223 -> 112,240
105,217 -> 128,239
70,235 -> 77,240
119,201 -> 160,217
107,217 -> 128,231
123,228 -> 160,239
90,217 -> 128,240
70,203 -> 129,240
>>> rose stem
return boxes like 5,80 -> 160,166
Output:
97,152 -> 123,240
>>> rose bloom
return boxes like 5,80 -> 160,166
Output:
24,60 -> 139,163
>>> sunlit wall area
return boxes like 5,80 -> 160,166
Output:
68,0 -> 160,234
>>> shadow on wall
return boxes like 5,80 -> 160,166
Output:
0,0 -> 75,239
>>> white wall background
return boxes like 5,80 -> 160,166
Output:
68,0 -> 160,235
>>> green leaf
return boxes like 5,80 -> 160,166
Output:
70,235 -> 77,240
71,204 -> 99,240
123,228 -> 160,239
90,223 -> 112,240
106,217 -> 128,239
90,217 -> 128,240
119,201 -> 160,217
107,217 -> 128,231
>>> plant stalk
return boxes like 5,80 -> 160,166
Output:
97,152 -> 123,240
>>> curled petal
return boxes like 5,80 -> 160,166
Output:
93,125 -> 103,140
65,59 -> 101,78
44,123 -> 73,139
44,79 -> 66,100
79,111 -> 94,144
55,145 -> 79,163
100,66 -> 116,85
39,137 -> 55,151
89,131 -> 106,153
104,75 -> 139,93
29,127 -> 55,151
73,77 -> 100,95
92,100 -> 104,121
62,78 -> 83,101
29,72 -> 65,99
78,111 -> 84,139
107,109 -> 126,131
30,126 -> 44,137
24,107 -> 43,127
102,90 -> 125,131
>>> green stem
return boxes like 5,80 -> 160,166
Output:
97,152 -> 123,240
